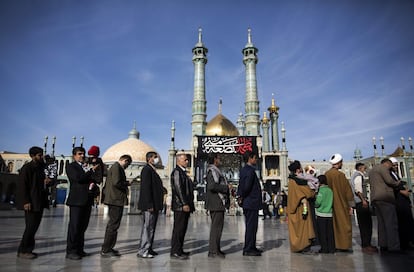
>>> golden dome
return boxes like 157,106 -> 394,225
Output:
206,113 -> 239,136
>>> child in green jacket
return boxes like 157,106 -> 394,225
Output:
315,175 -> 335,253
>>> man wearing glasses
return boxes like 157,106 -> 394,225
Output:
170,154 -> 195,260
65,147 -> 100,260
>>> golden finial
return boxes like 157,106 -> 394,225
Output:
261,111 -> 270,124
268,93 -> 279,113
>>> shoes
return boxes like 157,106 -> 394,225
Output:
181,251 -> 190,256
79,251 -> 91,257
243,251 -> 262,256
208,252 -> 225,259
170,253 -> 189,260
137,252 -> 154,259
362,246 -> 378,254
111,249 -> 121,256
148,249 -> 158,256
17,252 -> 37,259
368,246 -> 378,252
218,250 -> 226,256
101,250 -> 121,257
301,249 -> 318,255
66,253 -> 81,260
335,248 -> 353,253
253,248 -> 263,253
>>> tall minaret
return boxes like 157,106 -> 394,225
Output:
168,120 -> 176,175
261,112 -> 270,151
242,28 -> 260,136
191,27 -> 208,148
268,94 -> 280,151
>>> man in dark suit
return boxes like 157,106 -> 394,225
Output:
101,154 -> 132,257
17,146 -> 52,259
65,147 -> 100,260
237,151 -> 262,256
170,153 -> 195,260
137,151 -> 164,258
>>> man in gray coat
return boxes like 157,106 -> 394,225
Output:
205,153 -> 230,258
369,158 -> 401,253
101,154 -> 132,257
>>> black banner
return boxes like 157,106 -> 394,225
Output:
197,136 -> 257,156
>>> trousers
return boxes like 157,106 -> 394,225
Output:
138,210 -> 159,255
102,205 -> 124,252
18,210 -> 43,253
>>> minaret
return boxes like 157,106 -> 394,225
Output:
280,122 -> 289,188
242,28 -> 260,136
236,112 -> 245,136
268,94 -> 280,151
261,112 -> 270,152
191,27 -> 208,148
168,120 -> 176,175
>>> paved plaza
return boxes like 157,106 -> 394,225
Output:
0,205 -> 413,272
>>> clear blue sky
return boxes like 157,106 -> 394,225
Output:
1,0 -> 413,162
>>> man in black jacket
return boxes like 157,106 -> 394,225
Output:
101,154 -> 131,257
237,151 -> 262,256
17,146 -> 51,259
65,147 -> 100,260
137,152 -> 164,258
205,153 -> 230,258
170,153 -> 195,260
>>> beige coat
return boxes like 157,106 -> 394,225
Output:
325,168 -> 354,250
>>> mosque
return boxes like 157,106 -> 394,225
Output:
1,29 -> 413,208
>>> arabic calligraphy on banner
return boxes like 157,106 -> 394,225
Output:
198,136 -> 257,155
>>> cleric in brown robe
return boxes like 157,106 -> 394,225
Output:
287,160 -> 316,253
325,153 -> 354,252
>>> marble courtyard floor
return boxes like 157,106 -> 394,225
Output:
1,205 -> 413,272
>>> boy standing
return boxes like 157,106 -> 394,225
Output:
315,175 -> 335,253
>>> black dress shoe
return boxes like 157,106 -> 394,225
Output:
218,250 -> 226,256
170,253 -> 188,260
253,248 -> 263,253
148,249 -> 158,256
66,253 -> 81,260
208,252 -> 225,259
79,251 -> 91,257
101,250 -> 121,257
111,249 -> 121,255
181,251 -> 190,256
243,251 -> 261,256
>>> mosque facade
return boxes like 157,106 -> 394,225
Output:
166,28 -> 290,198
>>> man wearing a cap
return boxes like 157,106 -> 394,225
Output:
369,158 -> 401,253
325,153 -> 354,252
87,145 -> 106,205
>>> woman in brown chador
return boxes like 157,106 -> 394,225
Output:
287,160 -> 316,253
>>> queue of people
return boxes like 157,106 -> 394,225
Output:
15,146 -> 414,261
